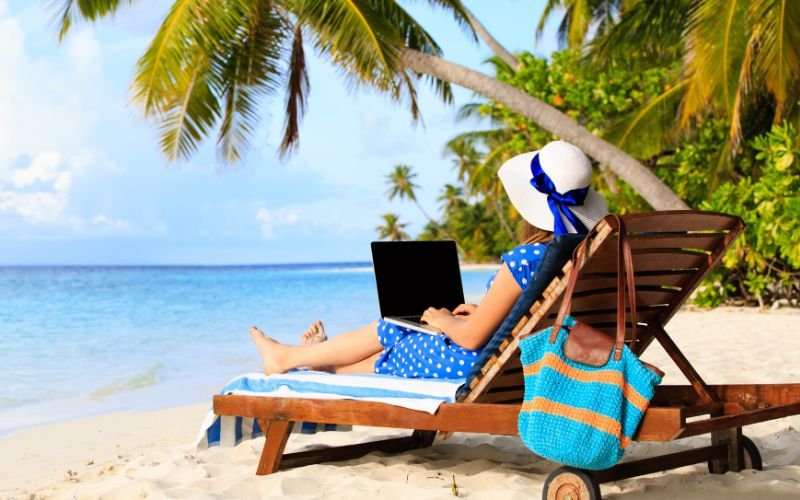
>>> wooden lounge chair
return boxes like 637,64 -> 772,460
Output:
213,211 -> 800,499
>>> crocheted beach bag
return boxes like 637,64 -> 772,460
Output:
518,217 -> 663,470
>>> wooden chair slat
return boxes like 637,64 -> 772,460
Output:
620,211 -> 742,233
567,289 -> 679,311
573,271 -> 691,291
475,392 -> 525,404
626,232 -> 725,251
582,251 -> 708,273
564,308 -> 667,326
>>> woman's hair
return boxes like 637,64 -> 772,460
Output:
520,220 -> 554,244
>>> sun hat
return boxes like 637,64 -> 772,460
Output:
498,141 -> 607,235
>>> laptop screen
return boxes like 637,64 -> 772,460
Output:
371,241 -> 465,318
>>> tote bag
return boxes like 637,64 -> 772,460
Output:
517,216 -> 663,470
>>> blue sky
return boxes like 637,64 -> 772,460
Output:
0,0 -> 559,265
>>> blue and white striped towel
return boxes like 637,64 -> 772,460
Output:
196,371 -> 465,448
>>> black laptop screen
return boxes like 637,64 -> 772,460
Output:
371,241 -> 465,318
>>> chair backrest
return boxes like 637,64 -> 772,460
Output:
458,234 -> 584,399
458,211 -> 745,405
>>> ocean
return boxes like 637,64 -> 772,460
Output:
0,264 -> 495,436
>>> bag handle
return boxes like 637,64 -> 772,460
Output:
550,215 -> 636,362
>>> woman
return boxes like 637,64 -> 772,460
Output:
250,141 -> 608,378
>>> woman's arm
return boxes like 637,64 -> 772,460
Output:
421,265 -> 523,350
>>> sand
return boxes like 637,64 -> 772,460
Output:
2,307 -> 800,499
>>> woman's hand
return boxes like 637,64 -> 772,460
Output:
420,307 -> 454,330
452,303 -> 478,317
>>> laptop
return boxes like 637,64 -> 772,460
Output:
371,240 -> 465,335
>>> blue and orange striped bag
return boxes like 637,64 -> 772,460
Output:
518,217 -> 663,470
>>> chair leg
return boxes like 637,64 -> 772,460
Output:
412,429 -> 437,448
709,427 -> 744,474
256,419 -> 295,475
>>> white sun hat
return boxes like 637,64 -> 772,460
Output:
497,141 -> 608,234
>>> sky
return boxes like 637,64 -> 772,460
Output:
0,0 -> 559,265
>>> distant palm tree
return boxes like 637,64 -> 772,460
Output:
444,129 -> 483,187
376,213 -> 410,241
385,164 -> 458,243
54,0 -> 688,210
444,130 -> 516,239
437,183 -> 465,214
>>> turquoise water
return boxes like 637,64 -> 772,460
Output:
0,264 -> 494,435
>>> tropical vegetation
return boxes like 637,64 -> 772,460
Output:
380,0 -> 800,306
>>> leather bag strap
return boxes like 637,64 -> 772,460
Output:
550,216 -> 637,362
615,217 -> 636,360
549,224 -> 597,342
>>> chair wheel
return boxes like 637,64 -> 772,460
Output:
741,436 -> 763,470
708,435 -> 763,473
543,466 -> 601,500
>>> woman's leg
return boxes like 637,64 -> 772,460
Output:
249,321 -> 383,375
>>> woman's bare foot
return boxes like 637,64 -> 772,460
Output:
301,320 -> 327,345
248,326 -> 292,375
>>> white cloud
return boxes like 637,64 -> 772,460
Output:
256,207 -> 301,240
8,152 -> 63,188
0,7 -> 132,237
67,29 -> 102,74
91,214 -> 132,233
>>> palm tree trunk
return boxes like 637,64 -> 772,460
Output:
463,8 -> 519,70
402,49 -> 690,211
492,196 -> 515,239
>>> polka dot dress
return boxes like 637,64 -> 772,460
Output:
373,242 -> 550,379
485,242 -> 549,291
373,321 -> 479,379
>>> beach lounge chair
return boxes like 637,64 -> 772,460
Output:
213,211 -> 800,499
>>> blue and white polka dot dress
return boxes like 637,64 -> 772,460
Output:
373,242 -> 549,379
485,242 -> 549,291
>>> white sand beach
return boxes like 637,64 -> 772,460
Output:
2,307 -> 800,499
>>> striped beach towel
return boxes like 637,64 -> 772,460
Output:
196,371 -> 465,448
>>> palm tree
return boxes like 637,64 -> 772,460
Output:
444,128 -> 516,239
580,0 -> 800,169
386,163 -> 458,243
54,0 -> 688,210
376,213 -> 410,241
437,183 -> 465,214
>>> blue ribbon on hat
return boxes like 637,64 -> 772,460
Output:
529,153 -> 589,235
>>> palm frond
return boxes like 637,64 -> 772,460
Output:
361,0 -> 467,105
584,0 -> 688,67
158,53 -> 221,162
567,0 -> 592,47
750,0 -> 800,120
592,0 -> 620,37
605,80 -> 687,158
132,0 -> 251,116
217,2 -> 287,164
727,29 -> 760,151
417,0 -> 475,40
680,0 -> 748,126
296,0 -> 404,93
279,24 -> 311,157
50,0 -> 134,41
535,0 -> 562,44
455,102 -> 485,121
